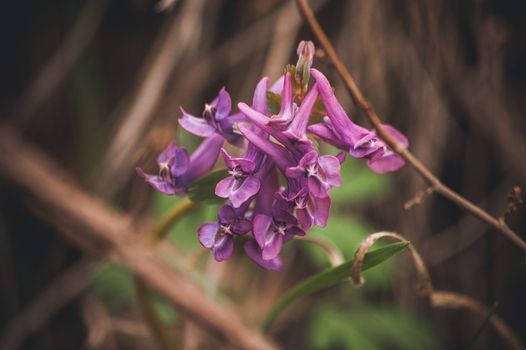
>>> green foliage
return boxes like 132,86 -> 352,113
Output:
90,264 -> 135,308
262,242 -> 409,332
308,306 -> 437,350
330,158 -> 391,205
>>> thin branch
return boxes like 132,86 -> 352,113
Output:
351,232 -> 524,350
295,0 -> 526,254
0,125 -> 276,350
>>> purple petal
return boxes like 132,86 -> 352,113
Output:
307,176 -> 329,198
367,153 -> 406,173
299,150 -> 318,168
285,165 -> 305,179
278,72 -> 293,122
211,87 -> 232,121
230,176 -> 260,208
312,195 -> 331,227
238,102 -> 296,152
198,222 -> 219,249
215,176 -> 235,199
382,124 -> 409,148
136,168 -> 177,195
270,75 -> 284,94
311,68 -> 369,143
308,123 -> 349,150
253,214 -> 272,249
212,235 -> 234,261
218,205 -> 236,223
318,155 -> 342,187
178,108 -> 216,137
284,83 -> 319,140
262,233 -> 283,260
296,207 -> 313,230
285,226 -> 306,240
220,148 -> 255,172
186,134 -> 223,181
238,123 -> 293,171
244,240 -> 283,271
252,77 -> 270,115
232,218 -> 252,235
157,141 -> 178,164
170,148 -> 190,177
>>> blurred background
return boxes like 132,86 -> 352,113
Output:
1,0 -> 525,349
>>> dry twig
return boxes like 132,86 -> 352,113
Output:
351,232 -> 524,350
295,0 -> 526,254
0,125 -> 276,350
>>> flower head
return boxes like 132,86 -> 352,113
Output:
179,87 -> 244,146
309,68 -> 408,173
198,205 -> 252,261
253,206 -> 305,261
137,134 -> 223,195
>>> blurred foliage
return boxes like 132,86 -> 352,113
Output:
308,305 -> 436,350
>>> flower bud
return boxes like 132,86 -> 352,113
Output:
295,40 -> 315,92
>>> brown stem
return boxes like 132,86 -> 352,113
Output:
0,125 -> 275,350
295,0 -> 526,254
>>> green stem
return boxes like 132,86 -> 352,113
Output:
136,197 -> 199,350
152,197 -> 199,242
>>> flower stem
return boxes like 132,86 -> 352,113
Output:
136,197 -> 199,350
151,197 -> 199,242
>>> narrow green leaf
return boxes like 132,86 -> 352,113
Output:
187,169 -> 228,204
261,241 -> 409,332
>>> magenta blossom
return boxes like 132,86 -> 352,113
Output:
285,150 -> 341,198
198,205 -> 252,261
215,148 -> 262,208
179,87 -> 244,146
137,134 -> 223,195
309,68 -> 409,173
253,207 -> 305,260
244,240 -> 283,271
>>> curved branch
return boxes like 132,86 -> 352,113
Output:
295,0 -> 526,254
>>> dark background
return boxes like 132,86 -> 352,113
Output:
1,0 -> 525,349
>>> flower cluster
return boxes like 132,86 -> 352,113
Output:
138,41 -> 408,271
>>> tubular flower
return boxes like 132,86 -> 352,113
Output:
198,205 -> 252,261
138,40 -> 410,271
179,87 -> 244,146
137,134 -> 223,195
309,68 -> 409,173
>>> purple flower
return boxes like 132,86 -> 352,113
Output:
244,240 -> 283,271
238,123 -> 294,172
285,150 -> 341,198
179,87 -> 244,146
198,205 -> 252,261
253,207 -> 305,260
276,188 -> 331,230
309,68 -> 409,173
267,72 -> 295,128
215,148 -> 262,208
137,134 -> 223,195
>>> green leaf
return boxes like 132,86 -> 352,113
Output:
187,169 -> 228,204
261,241 -> 409,332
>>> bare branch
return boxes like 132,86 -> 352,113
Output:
0,125 -> 276,350
295,0 -> 526,254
